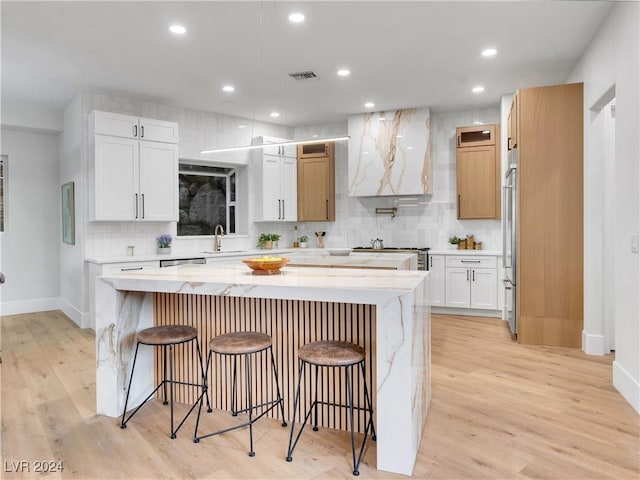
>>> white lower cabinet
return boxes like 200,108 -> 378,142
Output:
435,254 -> 499,311
429,254 -> 445,306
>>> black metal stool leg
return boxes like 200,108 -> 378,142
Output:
245,353 -> 255,457
286,360 -> 306,462
162,345 -> 168,405
194,350 -> 213,443
269,346 -> 287,427
346,365 -> 359,475
196,339 -> 212,413
312,364 -> 320,431
169,344 -> 176,439
231,356 -> 238,416
120,342 -> 141,429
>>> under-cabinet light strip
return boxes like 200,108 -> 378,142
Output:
200,136 -> 350,154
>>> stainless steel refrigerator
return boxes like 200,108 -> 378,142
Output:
502,149 -> 517,336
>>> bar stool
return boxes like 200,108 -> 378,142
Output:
286,340 -> 376,476
120,325 -> 210,439
193,331 -> 287,457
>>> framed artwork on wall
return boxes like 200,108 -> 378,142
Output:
61,181 -> 75,245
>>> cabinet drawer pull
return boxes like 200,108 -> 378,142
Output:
461,260 -> 481,263
121,267 -> 143,271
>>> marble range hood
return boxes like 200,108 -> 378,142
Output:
348,107 -> 432,197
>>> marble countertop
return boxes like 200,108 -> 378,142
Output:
288,250 -> 416,269
86,248 -> 294,264
429,249 -> 502,256
100,263 -> 427,297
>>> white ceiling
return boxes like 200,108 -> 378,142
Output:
1,1 -> 612,126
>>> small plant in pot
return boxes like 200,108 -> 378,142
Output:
257,233 -> 281,249
156,234 -> 173,254
298,235 -> 308,248
448,236 -> 461,249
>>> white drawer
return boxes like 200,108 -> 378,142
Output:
445,255 -> 497,268
102,261 -> 159,275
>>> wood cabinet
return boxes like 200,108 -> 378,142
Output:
89,111 -> 179,222
444,255 -> 498,310
507,93 -> 518,150
429,254 -> 445,306
515,83 -> 583,347
297,142 -> 335,222
254,137 -> 297,222
456,124 -> 500,219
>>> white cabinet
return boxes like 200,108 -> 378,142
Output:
91,110 -> 179,143
89,111 -> 179,222
444,255 -> 498,309
253,136 -> 297,222
429,254 -> 445,306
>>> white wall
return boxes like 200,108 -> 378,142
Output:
1,99 -> 64,133
567,2 -> 640,412
0,127 -> 61,314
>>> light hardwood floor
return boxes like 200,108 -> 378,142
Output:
1,311 -> 638,479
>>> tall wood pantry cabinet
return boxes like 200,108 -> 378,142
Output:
297,142 -> 335,222
455,124 -> 501,219
88,111 -> 179,221
514,82 -> 584,347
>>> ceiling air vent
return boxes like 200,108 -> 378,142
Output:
288,71 -> 319,80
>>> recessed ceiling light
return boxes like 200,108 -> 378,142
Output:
337,69 -> 351,77
169,25 -> 186,35
238,125 -> 246,129
407,146 -> 414,150
396,135 -> 404,138
481,48 -> 497,57
472,86 -> 485,93
270,112 -> 280,118
473,121 -> 483,125
364,102 -> 375,108
312,134 -> 318,138
222,85 -> 235,93
288,12 -> 305,23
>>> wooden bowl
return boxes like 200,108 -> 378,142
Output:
242,256 -> 289,275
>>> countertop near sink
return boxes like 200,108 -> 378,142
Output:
85,248 -> 293,265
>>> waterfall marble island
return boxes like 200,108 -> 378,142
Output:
95,263 -> 431,475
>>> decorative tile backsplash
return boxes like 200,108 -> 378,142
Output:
348,107 -> 431,197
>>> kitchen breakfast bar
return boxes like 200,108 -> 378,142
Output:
95,263 -> 431,475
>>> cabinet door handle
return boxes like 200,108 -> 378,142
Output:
461,260 -> 481,263
466,269 -> 470,281
282,199 -> 285,219
133,125 -> 138,138
277,199 -> 281,219
141,193 -> 145,219
457,135 -> 461,147
457,194 -> 461,218
472,270 -> 475,281
121,267 -> 143,272
326,199 -> 329,220
430,257 -> 433,268
135,193 -> 138,219
325,144 -> 329,155
141,125 -> 144,138
507,137 -> 512,150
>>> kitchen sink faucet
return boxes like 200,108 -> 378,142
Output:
214,224 -> 225,252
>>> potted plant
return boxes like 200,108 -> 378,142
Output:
448,236 -> 460,249
298,235 -> 308,248
156,234 -> 172,254
257,233 -> 281,249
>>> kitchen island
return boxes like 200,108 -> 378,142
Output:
95,263 -> 430,475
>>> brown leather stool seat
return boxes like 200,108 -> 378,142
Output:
120,325 -> 209,439
286,340 -> 376,476
209,331 -> 272,355
193,331 -> 287,457
137,325 -> 198,345
298,340 -> 365,366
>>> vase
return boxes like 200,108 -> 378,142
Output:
264,240 -> 273,250
157,246 -> 171,254
300,242 -> 307,248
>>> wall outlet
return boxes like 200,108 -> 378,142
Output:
631,234 -> 639,254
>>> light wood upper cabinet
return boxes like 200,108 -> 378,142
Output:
455,124 -> 500,220
297,142 -> 335,222
507,93 -> 518,150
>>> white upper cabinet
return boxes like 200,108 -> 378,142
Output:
347,107 -> 432,196
89,111 -> 179,222
91,110 -> 179,144
253,136 -> 297,222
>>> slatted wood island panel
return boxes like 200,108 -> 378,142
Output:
153,293 -> 376,432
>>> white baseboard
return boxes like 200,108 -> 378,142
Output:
0,297 -> 62,316
58,297 -> 86,328
582,330 -> 607,356
432,306 -> 501,318
613,360 -> 640,414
